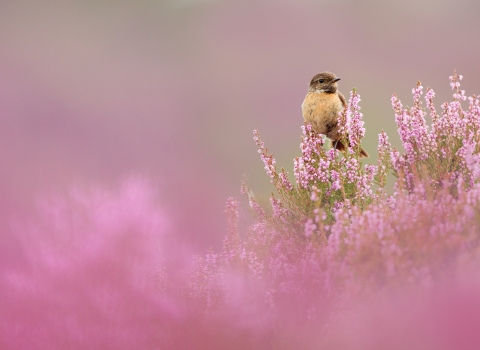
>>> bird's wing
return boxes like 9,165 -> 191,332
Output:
338,91 -> 347,107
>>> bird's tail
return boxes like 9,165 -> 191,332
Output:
359,147 -> 369,158
332,140 -> 369,158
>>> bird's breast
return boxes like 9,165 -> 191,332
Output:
301,92 -> 343,136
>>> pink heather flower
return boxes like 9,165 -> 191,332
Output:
387,76 -> 480,193
449,74 -> 461,90
438,99 -> 465,140
337,103 -> 348,137
270,196 -> 288,220
249,196 -> 266,218
317,158 -> 331,183
356,164 -> 376,200
294,124 -> 327,188
326,148 -> 337,161
343,157 -> 358,183
450,71 -> 467,101
377,131 -> 392,176
465,95 -> 480,130
386,195 -> 397,210
279,169 -> 293,191
331,179 -> 341,191
333,201 -> 345,212
412,82 -> 423,105
346,91 -> 366,150
392,93 -> 415,165
253,130 -> 277,182
425,87 -> 439,127
378,130 -> 390,152
392,82 -> 436,165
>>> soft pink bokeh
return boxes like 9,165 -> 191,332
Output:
0,179 -> 178,348
1,1 -> 480,347
1,0 -> 479,252
3,179 -> 480,349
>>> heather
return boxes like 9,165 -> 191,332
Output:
0,179 -> 175,349
2,73 -> 480,349
178,72 -> 480,348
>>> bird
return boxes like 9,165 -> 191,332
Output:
301,71 -> 369,158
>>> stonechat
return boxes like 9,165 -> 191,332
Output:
301,71 -> 369,158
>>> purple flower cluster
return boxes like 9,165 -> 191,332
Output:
253,129 -> 276,181
391,72 -> 480,191
345,89 -> 366,150
253,130 -> 294,192
185,74 -> 480,331
293,124 -> 326,188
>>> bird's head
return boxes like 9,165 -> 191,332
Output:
309,72 -> 341,93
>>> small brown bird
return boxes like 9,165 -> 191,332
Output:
301,71 -> 368,157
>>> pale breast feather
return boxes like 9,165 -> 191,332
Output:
301,91 -> 343,136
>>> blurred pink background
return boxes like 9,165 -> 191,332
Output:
1,0 -> 479,259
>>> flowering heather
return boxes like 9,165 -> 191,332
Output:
181,73 -> 480,348
392,71 -> 480,192
3,73 -> 480,349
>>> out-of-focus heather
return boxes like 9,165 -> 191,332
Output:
0,0 -> 479,251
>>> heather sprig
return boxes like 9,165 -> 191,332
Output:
345,88 -> 366,153
391,71 -> 480,193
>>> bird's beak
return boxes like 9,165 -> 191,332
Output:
333,78 -> 341,82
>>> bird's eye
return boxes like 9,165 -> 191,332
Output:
318,79 -> 324,83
